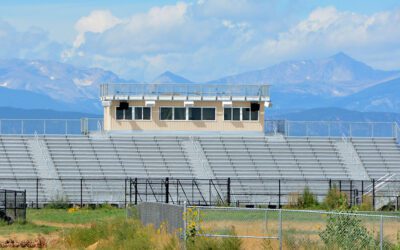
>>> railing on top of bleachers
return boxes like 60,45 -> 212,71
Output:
0,118 -> 102,135
265,120 -> 398,138
395,122 -> 400,144
0,118 -> 397,138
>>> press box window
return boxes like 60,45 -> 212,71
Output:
160,107 -> 173,120
134,107 -> 151,120
116,107 -> 132,120
224,108 -> 241,121
174,107 -> 186,120
189,107 -> 202,120
202,108 -> 215,120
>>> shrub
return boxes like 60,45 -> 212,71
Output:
322,185 -> 348,210
319,210 -> 378,249
298,186 -> 319,209
45,195 -> 69,209
358,195 -> 373,211
63,217 -> 179,250
285,187 -> 319,209
285,192 -> 300,208
186,227 -> 241,250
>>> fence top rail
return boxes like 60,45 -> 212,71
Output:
0,177 -> 398,182
0,189 -> 26,193
0,118 -> 101,121
265,120 -> 396,125
137,201 -> 185,208
101,83 -> 270,98
191,206 -> 400,219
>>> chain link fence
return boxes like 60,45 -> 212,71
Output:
192,206 -> 400,250
137,202 -> 185,235
1,177 -> 399,210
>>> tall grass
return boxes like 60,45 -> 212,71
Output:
62,217 -> 180,250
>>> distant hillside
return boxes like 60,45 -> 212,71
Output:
0,107 -> 101,119
0,59 -> 136,113
337,77 -> 400,112
152,71 -> 193,83
211,52 -> 399,97
1,53 -> 400,114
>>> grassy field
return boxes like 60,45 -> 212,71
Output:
196,208 -> 400,250
0,207 -> 125,237
1,207 -> 399,249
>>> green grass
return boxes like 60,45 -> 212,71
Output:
0,220 -> 57,235
199,209 -> 400,222
27,207 -> 126,224
0,207 -> 126,238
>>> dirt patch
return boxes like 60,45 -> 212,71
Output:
0,237 -> 46,248
32,220 -> 90,229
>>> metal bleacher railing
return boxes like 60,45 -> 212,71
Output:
100,83 -> 270,98
4,177 -> 399,211
0,118 -> 103,135
0,119 -> 399,140
265,120 -> 399,139
395,122 -> 400,144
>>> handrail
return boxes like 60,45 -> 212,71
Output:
0,118 -> 102,135
395,122 -> 400,144
100,83 -> 270,98
365,174 -> 395,194
265,120 -> 398,138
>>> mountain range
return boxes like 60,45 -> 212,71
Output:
0,53 -> 399,118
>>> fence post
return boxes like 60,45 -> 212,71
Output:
227,178 -> 231,206
124,178 -> 127,207
372,179 -> 376,210
329,179 -> 332,190
80,178 -> 83,207
306,122 -> 309,136
339,180 -> 342,192
134,178 -> 138,205
14,191 -> 17,219
129,178 -> 132,204
361,180 -> 364,204
279,209 -> 282,250
4,190 -> 6,216
278,179 -> 281,208
350,180 -> 353,207
165,177 -> 169,203
380,215 -> 383,250
24,190 -> 27,222
36,178 -> 39,209
65,120 -> 68,134
183,201 -> 187,243
328,122 -> 331,137
209,180 -> 211,206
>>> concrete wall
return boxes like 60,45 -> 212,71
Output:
103,100 -> 264,132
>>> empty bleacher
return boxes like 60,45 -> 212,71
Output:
0,136 -> 46,202
352,138 -> 400,179
0,134 -> 399,205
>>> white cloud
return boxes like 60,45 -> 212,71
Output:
73,10 -> 122,48
62,3 -> 400,81
0,19 -> 64,60
242,7 -> 400,68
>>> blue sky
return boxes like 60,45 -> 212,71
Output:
1,0 -> 400,81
